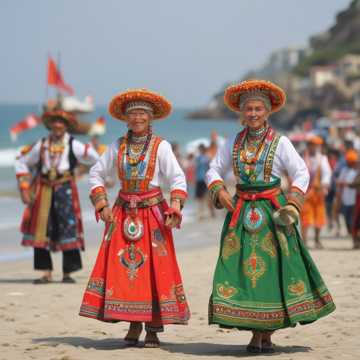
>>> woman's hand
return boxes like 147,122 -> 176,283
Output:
99,206 -> 114,222
165,212 -> 181,228
218,188 -> 235,212
273,204 -> 299,226
165,199 -> 182,228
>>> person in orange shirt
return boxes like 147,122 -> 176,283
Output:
301,136 -> 332,248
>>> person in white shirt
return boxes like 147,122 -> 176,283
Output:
79,89 -> 190,348
14,110 -> 99,284
336,150 -> 359,237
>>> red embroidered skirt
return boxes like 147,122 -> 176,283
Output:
79,188 -> 190,326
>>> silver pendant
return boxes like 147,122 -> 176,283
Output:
123,215 -> 144,241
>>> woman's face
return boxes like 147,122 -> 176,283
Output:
126,109 -> 152,135
241,99 -> 270,130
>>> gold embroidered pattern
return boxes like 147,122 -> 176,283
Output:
243,240 -> 266,288
288,280 -> 306,296
216,282 -> 238,299
222,231 -> 241,260
260,231 -> 277,258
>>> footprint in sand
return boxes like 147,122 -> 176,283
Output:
25,345 -> 40,351
93,330 -> 107,335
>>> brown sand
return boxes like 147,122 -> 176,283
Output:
0,218 -> 359,360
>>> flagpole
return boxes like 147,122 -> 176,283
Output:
45,52 -> 50,111
57,51 -> 62,107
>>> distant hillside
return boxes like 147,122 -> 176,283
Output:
188,0 -> 360,127
295,0 -> 360,76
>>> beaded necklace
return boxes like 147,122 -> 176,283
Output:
248,124 -> 268,141
125,130 -> 152,166
48,136 -> 65,180
239,125 -> 269,165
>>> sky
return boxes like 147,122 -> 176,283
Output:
0,0 -> 351,107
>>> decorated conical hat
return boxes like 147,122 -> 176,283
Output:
109,88 -> 172,121
42,110 -> 78,132
224,79 -> 286,113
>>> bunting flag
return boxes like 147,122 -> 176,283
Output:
88,116 -> 106,136
9,113 -> 41,141
47,57 -> 74,95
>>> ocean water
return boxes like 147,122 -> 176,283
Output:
0,104 -> 239,189
0,104 -> 236,261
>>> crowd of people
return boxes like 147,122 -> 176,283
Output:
297,134 -> 360,250
172,134 -> 219,220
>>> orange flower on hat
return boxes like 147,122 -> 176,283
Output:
108,88 -> 172,121
224,79 -> 286,114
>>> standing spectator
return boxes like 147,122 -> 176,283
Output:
325,148 -> 341,233
337,150 -> 359,244
301,136 -> 332,249
195,144 -> 214,219
183,153 -> 195,187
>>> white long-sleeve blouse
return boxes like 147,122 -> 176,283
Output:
15,132 -> 99,176
89,138 -> 187,194
206,134 -> 310,193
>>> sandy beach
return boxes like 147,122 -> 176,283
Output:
0,215 -> 359,360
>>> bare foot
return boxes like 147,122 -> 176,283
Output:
124,322 -> 143,346
262,331 -> 275,353
246,331 -> 262,353
315,241 -> 324,249
144,331 -> 160,348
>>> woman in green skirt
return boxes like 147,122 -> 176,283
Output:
206,79 -> 335,353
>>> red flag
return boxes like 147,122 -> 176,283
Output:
9,114 -> 41,141
47,57 -> 58,86
47,57 -> 74,95
89,116 -> 106,136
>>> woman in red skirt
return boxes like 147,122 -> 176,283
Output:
79,89 -> 190,347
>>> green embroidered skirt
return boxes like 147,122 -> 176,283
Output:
209,181 -> 335,331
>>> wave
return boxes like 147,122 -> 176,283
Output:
0,148 -> 19,168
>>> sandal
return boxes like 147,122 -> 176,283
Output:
62,276 -> 76,283
33,276 -> 52,284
